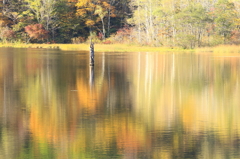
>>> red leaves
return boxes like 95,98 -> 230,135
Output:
25,24 -> 49,40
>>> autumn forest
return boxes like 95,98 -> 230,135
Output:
1,0 -> 240,48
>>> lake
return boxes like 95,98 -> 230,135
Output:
0,47 -> 240,158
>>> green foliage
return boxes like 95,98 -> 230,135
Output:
213,1 -> 236,43
209,35 -> 225,46
175,4 -> 210,27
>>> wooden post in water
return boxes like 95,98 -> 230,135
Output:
90,42 -> 94,66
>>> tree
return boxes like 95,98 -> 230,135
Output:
23,0 -> 60,41
213,0 -> 237,44
131,0 -> 173,45
76,0 -> 114,40
174,3 -> 211,47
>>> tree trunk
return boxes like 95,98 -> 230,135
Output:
101,17 -> 106,40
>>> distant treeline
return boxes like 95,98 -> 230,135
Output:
0,0 -> 240,48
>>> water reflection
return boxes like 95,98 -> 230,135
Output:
0,48 -> 240,158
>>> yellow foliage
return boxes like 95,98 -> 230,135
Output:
85,19 -> 95,26
76,0 -> 96,17
76,9 -> 87,16
76,0 -> 114,28
76,0 -> 91,8
88,3 -> 96,9
75,1 -> 85,7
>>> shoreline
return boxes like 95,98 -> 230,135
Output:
0,43 -> 194,53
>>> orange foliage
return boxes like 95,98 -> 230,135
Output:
76,9 -> 87,16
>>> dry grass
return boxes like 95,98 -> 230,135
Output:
196,45 -> 240,54
0,43 -> 192,53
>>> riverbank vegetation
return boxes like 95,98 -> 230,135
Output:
1,0 -> 240,49
196,45 -> 240,54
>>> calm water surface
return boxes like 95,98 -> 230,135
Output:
0,48 -> 240,158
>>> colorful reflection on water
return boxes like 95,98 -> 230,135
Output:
0,48 -> 240,158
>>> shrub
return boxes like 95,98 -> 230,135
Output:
25,24 -> 48,42
113,26 -> 133,43
71,36 -> 86,44
102,40 -> 111,44
0,27 -> 16,42
176,34 -> 197,49
3,28 -> 16,41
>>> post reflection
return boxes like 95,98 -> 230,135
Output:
89,66 -> 94,89
0,48 -> 239,158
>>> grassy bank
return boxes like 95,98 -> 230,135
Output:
0,43 -> 193,53
4,43 -> 240,54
